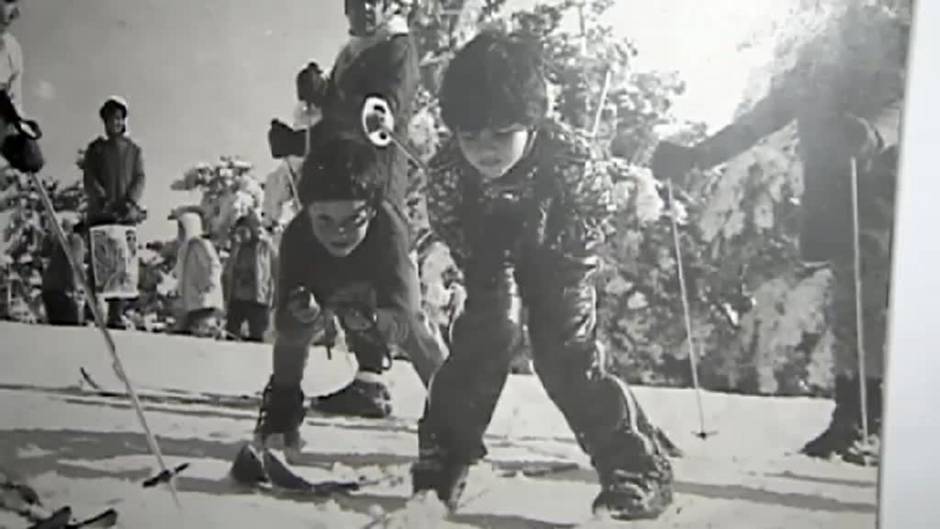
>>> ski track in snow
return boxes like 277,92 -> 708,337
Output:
0,322 -> 877,528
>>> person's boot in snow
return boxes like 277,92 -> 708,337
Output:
410,420 -> 471,511
591,429 -> 674,520
309,371 -> 392,419
253,376 -> 306,456
801,375 -> 883,464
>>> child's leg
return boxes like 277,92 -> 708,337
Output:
42,290 -> 69,325
520,250 -> 672,519
225,300 -> 247,339
417,260 -> 523,463
245,302 -> 270,342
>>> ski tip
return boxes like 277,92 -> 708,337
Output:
69,508 -> 118,528
28,506 -> 72,529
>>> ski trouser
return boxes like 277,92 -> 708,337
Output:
42,290 -> 84,326
418,245 -> 663,464
798,103 -> 899,380
270,202 -> 445,389
226,299 -> 271,342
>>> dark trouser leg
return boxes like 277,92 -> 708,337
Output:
43,290 -> 79,325
520,250 -> 672,518
271,310 -> 321,388
419,261 -> 523,462
255,306 -> 321,442
106,298 -> 125,328
226,300 -> 248,339
520,252 -> 663,461
245,302 -> 271,342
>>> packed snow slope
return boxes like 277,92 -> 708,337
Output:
0,322 -> 877,528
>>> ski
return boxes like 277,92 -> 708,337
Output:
229,443 -> 400,498
26,506 -> 71,529
3,499 -> 118,529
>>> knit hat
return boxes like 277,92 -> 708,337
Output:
297,132 -> 385,206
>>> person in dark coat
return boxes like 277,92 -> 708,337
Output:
650,4 -> 908,465
268,0 -> 420,209
223,212 -> 277,342
82,96 -> 147,328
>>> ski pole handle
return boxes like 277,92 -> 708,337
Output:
361,96 -> 395,148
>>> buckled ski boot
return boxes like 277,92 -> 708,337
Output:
310,375 -> 392,419
253,377 -> 306,461
591,429 -> 674,521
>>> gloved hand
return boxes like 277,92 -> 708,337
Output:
268,119 -> 305,159
650,141 -> 699,182
286,286 -> 321,324
1,118 -> 43,174
375,308 -> 407,344
296,61 -> 327,107
114,200 -> 147,225
841,114 -> 883,162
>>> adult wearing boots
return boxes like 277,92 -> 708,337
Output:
650,5 -> 907,465
82,96 -> 147,328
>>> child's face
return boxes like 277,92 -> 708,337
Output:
457,124 -> 530,180
234,225 -> 252,243
103,111 -> 127,137
307,200 -> 376,258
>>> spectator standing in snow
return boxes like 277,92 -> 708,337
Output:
40,220 -> 87,326
81,96 -> 147,328
268,0 -> 419,211
173,209 -> 224,337
223,212 -> 277,342
651,4 -> 907,465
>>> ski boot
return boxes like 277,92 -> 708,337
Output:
252,377 -> 306,462
310,374 -> 392,419
591,429 -> 674,521
410,426 -> 471,512
801,375 -> 882,465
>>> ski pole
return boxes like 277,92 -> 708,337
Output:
26,171 -> 183,509
666,180 -> 715,440
590,67 -> 612,139
849,156 -> 871,463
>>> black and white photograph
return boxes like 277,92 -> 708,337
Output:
0,0 -> 917,527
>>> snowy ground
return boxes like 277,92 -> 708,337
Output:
0,322 -> 877,528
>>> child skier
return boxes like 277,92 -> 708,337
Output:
252,134 -> 447,451
411,31 -> 674,520
267,0 -> 427,417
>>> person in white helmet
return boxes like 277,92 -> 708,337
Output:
81,96 -> 147,328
